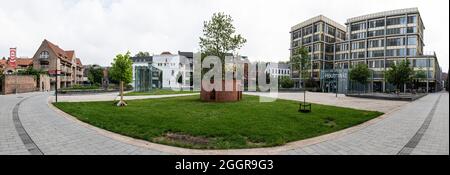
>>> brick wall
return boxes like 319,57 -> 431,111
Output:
1,75 -> 37,95
201,80 -> 243,102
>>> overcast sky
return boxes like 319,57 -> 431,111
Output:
0,0 -> 448,71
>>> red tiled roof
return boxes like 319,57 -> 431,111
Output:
65,50 -> 75,60
15,58 -> 33,66
0,60 -> 6,67
44,39 -> 69,60
0,58 -> 32,69
76,58 -> 82,66
40,39 -> 85,66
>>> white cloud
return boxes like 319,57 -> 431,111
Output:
0,0 -> 448,71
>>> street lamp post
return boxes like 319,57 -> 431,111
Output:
336,73 -> 339,98
55,58 -> 58,103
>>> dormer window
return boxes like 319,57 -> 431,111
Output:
39,51 -> 50,59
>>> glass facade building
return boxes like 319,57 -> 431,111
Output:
290,8 -> 443,93
134,64 -> 162,92
290,15 -> 347,88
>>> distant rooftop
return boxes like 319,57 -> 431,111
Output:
291,15 -> 346,32
347,7 -> 420,23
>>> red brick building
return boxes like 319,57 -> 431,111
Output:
32,39 -> 84,90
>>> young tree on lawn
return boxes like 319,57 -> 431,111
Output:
199,12 -> 247,77
349,63 -> 370,94
385,60 -> 414,93
110,52 -> 133,106
290,46 -> 311,106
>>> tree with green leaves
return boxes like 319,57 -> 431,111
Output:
199,12 -> 247,78
385,60 -> 414,93
412,68 -> 427,91
135,51 -> 151,57
87,65 -> 104,86
349,63 -> 370,94
110,52 -> 133,106
280,76 -> 294,88
290,46 -> 311,106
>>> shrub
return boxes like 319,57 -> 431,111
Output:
280,76 -> 294,88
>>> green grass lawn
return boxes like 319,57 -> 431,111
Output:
53,95 -> 383,149
125,89 -> 199,96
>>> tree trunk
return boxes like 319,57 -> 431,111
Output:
117,81 -> 127,106
303,80 -> 306,105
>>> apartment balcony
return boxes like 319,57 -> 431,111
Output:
60,67 -> 67,73
39,58 -> 50,64
40,65 -> 50,70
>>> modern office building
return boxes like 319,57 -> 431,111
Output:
290,8 -> 443,93
290,15 -> 347,88
131,51 -> 194,91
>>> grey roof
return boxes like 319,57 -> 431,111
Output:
266,62 -> 291,69
291,15 -> 346,32
131,56 -> 153,63
347,7 -> 420,24
178,51 -> 193,59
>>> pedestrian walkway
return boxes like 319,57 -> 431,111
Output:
246,92 -> 408,113
280,92 -> 448,155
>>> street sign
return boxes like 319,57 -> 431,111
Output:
9,48 -> 17,68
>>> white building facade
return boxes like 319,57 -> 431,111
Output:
131,52 -> 193,91
265,63 -> 291,78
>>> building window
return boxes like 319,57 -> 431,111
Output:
386,37 -> 406,46
368,29 -> 385,37
326,25 -> 336,36
313,23 -> 321,33
386,49 -> 406,57
303,36 -> 312,44
407,48 -> 417,56
303,26 -> 313,36
351,32 -> 366,40
368,60 -> 384,68
325,45 -> 334,53
313,34 -> 322,42
413,59 -> 430,68
386,16 -> 407,26
369,19 -> 385,28
351,22 -> 366,31
351,41 -> 365,50
368,50 -> 385,58
313,44 -> 322,52
407,36 -> 417,45
386,28 -> 407,35
369,39 -> 385,48
407,27 -> 417,34
39,51 -> 50,59
407,16 -> 417,24
351,51 -> 365,59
